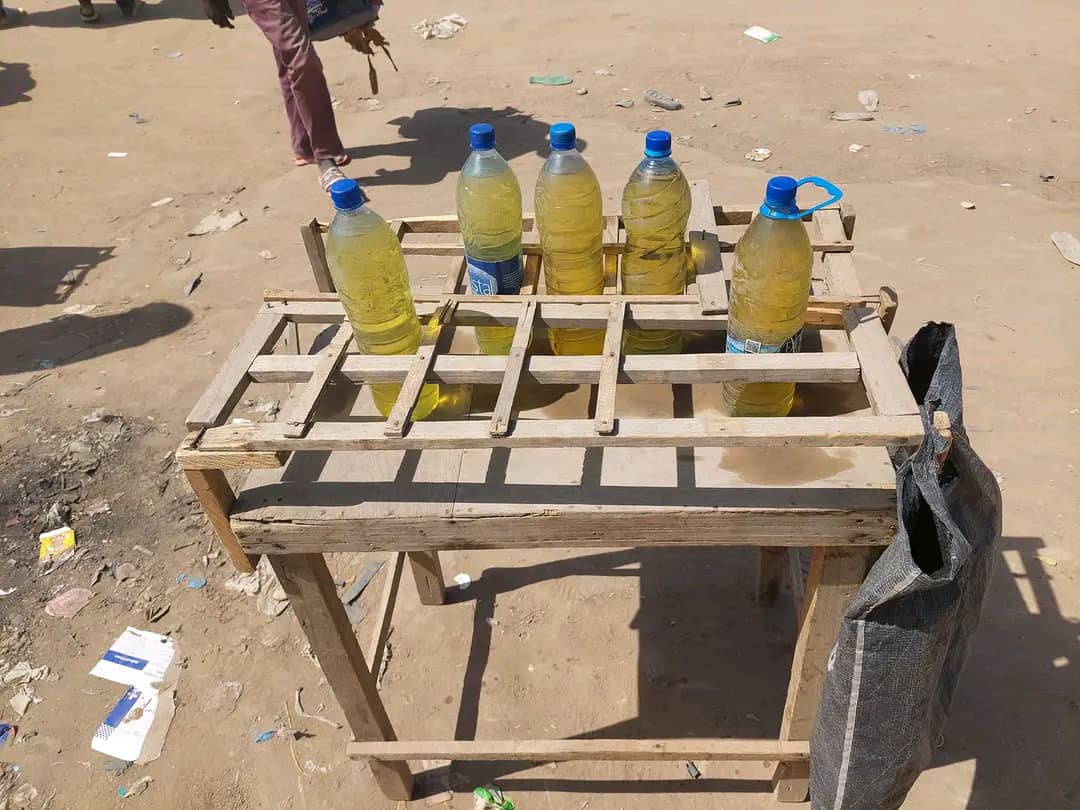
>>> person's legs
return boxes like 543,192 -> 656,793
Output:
273,44 -> 315,163
243,0 -> 346,162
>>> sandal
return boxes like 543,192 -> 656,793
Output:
79,1 -> 99,22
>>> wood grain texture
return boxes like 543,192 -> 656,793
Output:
347,738 -> 810,763
185,311 -> 287,429
282,322 -> 353,438
595,301 -> 626,434
249,347 -> 862,387
689,180 -> 729,313
489,301 -> 537,437
367,552 -> 405,676
817,209 -> 861,296
184,469 -> 257,573
382,345 -> 438,437
301,218 -> 335,292
269,554 -> 413,800
407,551 -> 445,605
844,308 -> 919,416
774,547 -> 876,802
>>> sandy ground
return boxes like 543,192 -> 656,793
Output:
2,0 -> 1079,807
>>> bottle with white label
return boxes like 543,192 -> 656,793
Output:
457,123 -> 524,355
722,175 -> 843,416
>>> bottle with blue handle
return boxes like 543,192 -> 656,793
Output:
457,123 -> 524,355
722,175 -> 843,417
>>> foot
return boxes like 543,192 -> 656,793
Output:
294,154 -> 315,167
0,7 -> 27,27
299,153 -> 349,169
116,0 -> 143,17
79,0 -> 99,22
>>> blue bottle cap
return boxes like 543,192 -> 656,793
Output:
763,176 -> 798,214
644,130 -> 672,158
469,123 -> 496,150
329,178 -> 367,212
549,122 -> 577,151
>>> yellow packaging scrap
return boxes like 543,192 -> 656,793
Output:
38,526 -> 76,563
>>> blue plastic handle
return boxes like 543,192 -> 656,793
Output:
762,176 -> 844,220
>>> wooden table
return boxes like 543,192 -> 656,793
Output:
177,192 -> 922,802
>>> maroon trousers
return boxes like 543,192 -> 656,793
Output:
242,0 -> 345,160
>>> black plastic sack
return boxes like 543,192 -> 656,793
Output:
306,0 -> 379,41
811,323 -> 1002,809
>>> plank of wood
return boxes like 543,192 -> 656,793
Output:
347,737 -> 810,763
269,554 -> 413,800
367,552 -> 405,675
175,447 -> 288,470
398,214 -> 536,234
382,345 -> 438,437
840,200 -> 857,240
520,253 -> 541,295
234,505 -> 897,553
198,413 -> 924,454
282,322 -> 354,438
185,311 -> 288,429
595,301 -> 625,434
442,257 -> 465,295
816,209 -> 861,295
401,238 -> 852,256
844,308 -> 919,416
775,547 -> 875,802
602,215 -> 620,290
688,180 -> 730,313
266,297 -> 867,331
407,551 -> 446,606
301,218 -> 335,292
756,548 -> 787,606
184,469 -> 257,573
489,301 -> 537,437
249,350 -> 863,387
875,285 -> 899,333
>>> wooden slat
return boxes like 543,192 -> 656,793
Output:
844,308 -> 919,416
398,214 -> 536,234
197,414 -> 924,453
176,447 -> 287,470
602,215 -> 620,291
489,301 -> 537,437
184,469 -> 257,573
249,350 -> 862,387
442,257 -> 465,295
367,552 -> 405,676
347,738 -> 810,763
382,345 -> 438,437
400,238 -> 852,257
689,180 -> 730,314
235,505 -> 897,553
520,253 -> 541,296
775,547 -> 875,802
816,209 -> 861,295
185,311 -> 288,429
265,296 -> 877,331
282,322 -> 354,438
595,301 -> 625,434
300,218 -> 335,292
269,554 -> 412,800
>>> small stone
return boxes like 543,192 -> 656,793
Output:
614,98 -> 634,108
960,201 -> 976,210
698,85 -> 712,101
576,87 -> 588,96
365,98 -> 382,112
848,143 -> 866,153
258,250 -> 275,261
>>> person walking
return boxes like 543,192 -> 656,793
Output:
202,0 -> 350,190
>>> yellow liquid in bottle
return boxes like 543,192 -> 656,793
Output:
326,206 -> 440,420
457,149 -> 523,356
722,214 -> 813,417
535,150 -> 605,355
621,156 -> 691,353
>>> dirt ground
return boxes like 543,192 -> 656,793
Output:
2,0 -> 1079,807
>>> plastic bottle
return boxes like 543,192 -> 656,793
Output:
324,179 -> 439,420
722,175 -> 843,417
621,130 -> 692,353
457,123 -> 524,355
535,122 -> 605,355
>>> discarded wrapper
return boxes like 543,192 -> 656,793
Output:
39,526 -> 76,564
744,25 -> 780,43
90,627 -> 179,764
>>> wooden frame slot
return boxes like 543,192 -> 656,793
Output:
490,300 -> 537,437
595,301 -> 626,434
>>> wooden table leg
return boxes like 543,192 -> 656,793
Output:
756,548 -> 787,606
774,547 -> 874,803
269,554 -> 414,801
184,469 -> 257,574
408,551 -> 446,605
